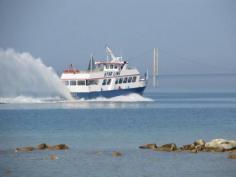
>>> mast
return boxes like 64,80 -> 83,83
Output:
88,54 -> 95,72
153,48 -> 158,87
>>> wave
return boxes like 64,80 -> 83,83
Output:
0,93 -> 153,104
76,93 -> 153,102
0,96 -> 64,104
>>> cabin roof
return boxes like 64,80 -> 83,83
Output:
95,61 -> 127,65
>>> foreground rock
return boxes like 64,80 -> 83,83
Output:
37,143 -> 51,150
49,144 -> 69,150
15,146 -> 35,152
139,144 -> 158,150
112,151 -> 122,157
194,139 -> 205,146
157,143 -> 177,152
139,143 -> 177,152
50,154 -> 58,160
139,138 -> 236,153
205,139 -> 236,151
181,144 -> 195,151
15,143 -> 69,152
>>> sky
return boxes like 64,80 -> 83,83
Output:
0,0 -> 235,76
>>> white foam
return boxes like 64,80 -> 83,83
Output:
0,93 -> 153,104
76,93 -> 153,102
0,49 -> 73,101
0,96 -> 62,104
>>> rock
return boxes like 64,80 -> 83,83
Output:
204,146 -> 224,152
50,144 -> 69,150
230,148 -> 236,152
15,146 -> 35,152
37,143 -> 51,150
195,145 -> 204,151
15,143 -> 69,152
159,143 -> 177,151
50,154 -> 58,160
182,144 -> 195,151
228,153 -> 236,159
191,149 -> 198,153
194,139 -> 205,146
205,139 -> 236,151
139,144 -> 158,150
112,151 -> 122,157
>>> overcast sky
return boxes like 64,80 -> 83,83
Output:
0,0 -> 235,75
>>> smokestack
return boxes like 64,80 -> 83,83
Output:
153,48 -> 158,87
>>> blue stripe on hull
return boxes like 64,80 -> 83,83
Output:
71,87 -> 146,99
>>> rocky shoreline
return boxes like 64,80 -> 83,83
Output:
139,139 -> 236,153
139,138 -> 236,159
14,139 -> 236,159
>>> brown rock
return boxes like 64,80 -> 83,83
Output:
191,149 -> 198,153
228,153 -> 236,159
50,144 -> 69,150
229,148 -> 236,152
50,154 -> 58,160
204,147 -> 224,152
195,145 -> 204,151
112,151 -> 122,157
194,139 -> 205,146
37,143 -> 51,150
139,144 -> 158,150
15,146 -> 35,152
182,144 -> 195,151
159,143 -> 177,151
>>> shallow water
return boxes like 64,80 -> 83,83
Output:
0,90 -> 236,177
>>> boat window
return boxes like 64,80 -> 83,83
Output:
86,79 -> 98,85
119,78 -> 123,84
123,77 -> 128,83
64,81 -> 69,86
104,72 -> 113,77
102,79 -> 106,85
128,77 -> 132,83
70,80 -> 77,86
114,65 -> 117,69
77,80 -> 86,85
115,78 -> 119,84
132,76 -> 137,82
106,65 -> 109,69
107,79 -> 111,85
110,65 -> 113,69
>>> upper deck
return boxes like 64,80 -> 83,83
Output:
61,46 -> 139,80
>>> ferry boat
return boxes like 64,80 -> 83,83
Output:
60,47 -> 148,99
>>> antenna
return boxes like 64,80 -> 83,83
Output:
153,48 -> 159,87
87,54 -> 95,72
106,46 -> 118,61
90,54 -> 93,72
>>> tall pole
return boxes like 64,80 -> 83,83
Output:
156,48 -> 159,87
153,48 -> 158,87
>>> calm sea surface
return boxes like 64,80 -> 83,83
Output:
0,89 -> 236,177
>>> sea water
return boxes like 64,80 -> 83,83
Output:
0,90 -> 236,177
